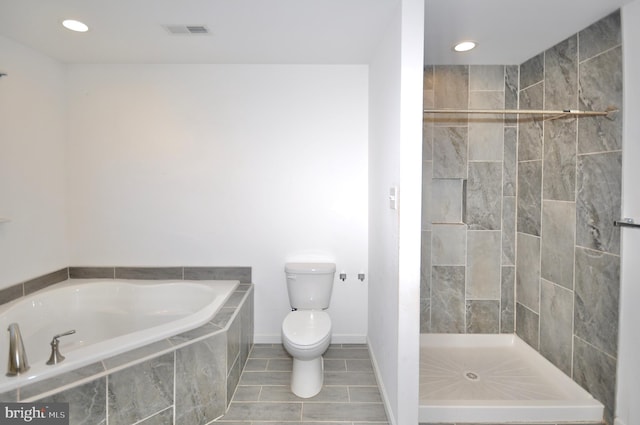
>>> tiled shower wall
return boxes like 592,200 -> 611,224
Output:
420,10 -> 622,425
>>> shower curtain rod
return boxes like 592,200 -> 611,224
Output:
423,108 -> 616,117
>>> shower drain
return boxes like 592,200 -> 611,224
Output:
464,371 -> 479,381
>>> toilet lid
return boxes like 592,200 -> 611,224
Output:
282,310 -> 331,346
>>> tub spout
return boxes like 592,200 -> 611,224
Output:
6,323 -> 29,376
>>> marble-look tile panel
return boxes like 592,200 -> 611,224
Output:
466,162 -> 502,230
545,35 -> 577,110
470,65 -> 505,91
107,353 -> 174,425
516,303 -> 540,350
541,200 -> 576,289
69,267 -> 115,279
175,332 -> 227,424
573,336 -> 617,425
575,247 -> 620,357
466,231 -> 501,299
520,52 -> 544,89
466,300 -> 500,334
469,91 -> 504,161
37,378 -> 107,425
543,118 -> 577,201
23,268 -> 68,295
227,313 -> 241,374
505,65 -> 519,124
503,127 -> 517,196
432,179 -> 464,223
423,120 -> 434,161
103,339 -> 174,370
184,267 -> 252,283
501,266 -> 515,334
20,362 -> 106,400
578,46 -> 623,154
431,224 -> 466,265
518,83 -> 544,161
578,10 -> 621,62
434,65 -> 469,117
433,127 -> 468,179
115,267 -> 182,280
422,160 -> 433,230
421,230 -> 431,298
226,355 -> 242,407
502,196 -> 516,266
420,297 -> 431,333
431,266 -> 465,333
517,160 -> 542,236
239,290 -> 253,369
138,407 -> 173,425
576,152 -> 622,254
516,233 -> 541,313
540,280 -> 573,376
424,65 -> 434,91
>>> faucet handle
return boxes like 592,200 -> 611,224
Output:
46,329 -> 76,365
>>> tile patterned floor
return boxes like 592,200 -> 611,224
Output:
218,343 -> 389,425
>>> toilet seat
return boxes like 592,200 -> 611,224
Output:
282,310 -> 331,347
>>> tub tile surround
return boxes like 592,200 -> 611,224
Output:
420,10 -> 622,425
0,272 -> 254,425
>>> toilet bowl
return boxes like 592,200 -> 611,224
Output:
282,310 -> 332,398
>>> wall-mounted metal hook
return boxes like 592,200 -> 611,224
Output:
339,272 -> 347,281
357,273 -> 365,281
0,73 -> 7,78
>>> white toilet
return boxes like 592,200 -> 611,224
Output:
281,262 -> 335,398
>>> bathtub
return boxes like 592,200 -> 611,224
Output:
419,333 -> 604,423
0,279 -> 239,393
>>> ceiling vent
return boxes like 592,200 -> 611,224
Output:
164,25 -> 210,35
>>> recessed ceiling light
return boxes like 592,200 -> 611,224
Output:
453,41 -> 477,52
62,19 -> 89,33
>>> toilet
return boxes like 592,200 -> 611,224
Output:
281,262 -> 335,398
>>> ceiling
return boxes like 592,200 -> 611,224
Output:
0,0 -> 634,65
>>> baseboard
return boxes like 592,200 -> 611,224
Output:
254,333 -> 367,345
367,337 -> 397,425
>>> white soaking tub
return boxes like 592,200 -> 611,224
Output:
0,279 -> 238,393
419,333 -> 604,423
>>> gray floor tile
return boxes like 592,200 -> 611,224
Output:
346,359 -> 374,372
324,371 -> 377,386
302,402 -> 387,422
324,359 -> 347,372
267,358 -> 293,371
238,371 -> 291,386
250,345 -> 290,359
324,348 -> 370,359
348,386 -> 383,402
243,359 -> 268,371
222,402 -> 302,421
259,385 -> 349,402
231,386 -> 261,401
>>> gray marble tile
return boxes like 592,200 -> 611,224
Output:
169,320 -> 223,345
103,339 -> 173,370
433,127 -> 468,179
432,224 -> 466,265
266,358 -> 293,371
239,291 -> 253,369
432,179 -> 464,223
575,247 -> 620,357
23,268 -> 68,295
505,65 -> 519,119
423,121 -> 434,161
466,230 -> 501,299
518,83 -> 544,161
501,266 -> 515,334
20,362 -> 105,400
502,196 -> 516,266
516,303 -> 539,350
503,127 -> 517,197
107,353 -> 173,425
431,266 -> 465,333
424,65 -> 434,91
469,91 -> 504,161
349,386 -> 383,402
324,371 -> 377,385
420,297 -> 431,333
541,201 -> 576,289
302,402 -> 387,422
210,307 -> 235,329
138,407 -> 173,425
520,52 -> 544,89
35,378 -> 107,425
223,291 -> 248,309
226,354 -> 242,407
222,402 -> 302,421
573,336 -> 617,425
69,267 -> 115,279
422,160 -> 433,230
576,152 -> 622,254
259,385 -> 348,402
323,347 -> 369,359
516,233 -> 541,313
543,118 -> 577,201
421,230 -> 431,298
346,359 -> 373,372
239,371 -> 291,385
434,65 -> 469,110
227,313 -> 241,374
578,45 -> 623,154
517,161 -> 542,236
466,162 -> 502,230
243,358 -> 268,371
184,267 -> 252,283
0,283 -> 23,306
114,267 -> 182,280
466,300 -> 500,334
545,35 -> 578,110
470,65 -> 505,91
249,344 -> 290,359
175,332 -> 227,424
231,386 -> 261,401
578,10 -> 621,62
0,390 -> 17,402
540,280 -> 573,376
324,359 -> 347,372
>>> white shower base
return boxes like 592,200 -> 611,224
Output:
419,334 -> 604,424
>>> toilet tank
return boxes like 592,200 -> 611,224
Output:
285,263 -> 336,310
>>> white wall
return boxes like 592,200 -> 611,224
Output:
65,64 -> 369,342
367,0 -> 423,423
616,3 -> 640,425
0,36 -> 68,288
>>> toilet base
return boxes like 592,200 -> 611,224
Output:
291,356 -> 324,398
